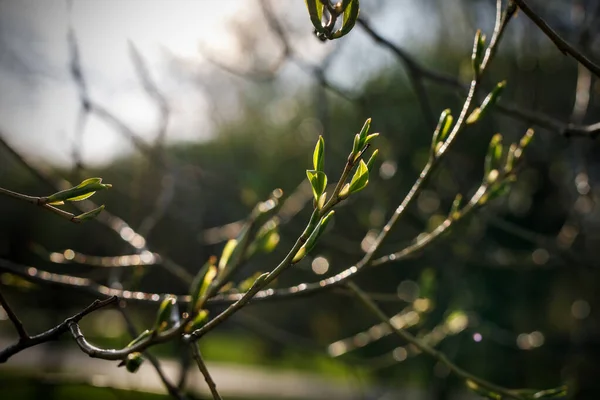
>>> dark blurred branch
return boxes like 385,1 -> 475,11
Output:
0,290 -> 28,339
0,296 -> 117,363
0,134 -> 193,284
128,41 -> 170,147
356,14 -> 600,138
346,282 -> 524,400
190,343 -> 223,400
512,0 -> 600,78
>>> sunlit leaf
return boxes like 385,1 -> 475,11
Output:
153,295 -> 176,334
46,177 -> 112,205
347,160 -> 369,194
72,205 -> 105,223
313,135 -> 325,172
306,170 -> 328,202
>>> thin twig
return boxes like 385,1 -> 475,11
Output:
0,186 -> 81,223
346,282 -> 524,400
0,296 -> 117,363
356,15 -> 600,138
0,290 -> 28,339
512,0 -> 600,78
189,342 -> 223,400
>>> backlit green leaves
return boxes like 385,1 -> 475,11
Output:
333,0 -> 360,39
352,118 -> 377,160
185,309 -> 209,333
307,170 -> 328,203
484,133 -> 503,184
292,210 -> 335,263
305,0 -> 360,41
467,81 -> 506,125
431,109 -> 453,157
471,29 -> 486,77
119,329 -> 152,373
479,129 -> 536,205
188,256 -> 217,313
307,135 -> 328,204
72,205 -> 105,223
340,159 -> 369,199
153,295 -> 176,334
313,135 -> 325,172
46,178 -> 112,205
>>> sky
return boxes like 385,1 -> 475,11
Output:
0,0 -> 437,167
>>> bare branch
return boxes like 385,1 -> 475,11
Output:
190,343 -> 223,400
346,282 -> 524,400
0,290 -> 28,339
0,296 -> 117,363
512,0 -> 600,78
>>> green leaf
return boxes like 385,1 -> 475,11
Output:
306,170 -> 328,202
351,118 -> 372,158
359,118 -> 371,142
292,247 -> 306,264
519,128 -> 535,151
313,135 -> 325,172
484,133 -> 503,179
218,239 -> 238,272
332,0 -> 360,39
246,219 -> 280,258
188,256 -> 217,313
347,160 -> 369,194
467,81 -> 506,124
363,133 -> 379,146
72,205 -> 105,223
237,271 -> 266,293
352,134 -> 362,156
199,265 -> 217,302
450,193 -> 462,219
465,379 -> 502,400
471,29 -> 486,77
366,149 -> 379,171
46,177 -> 112,205
125,329 -> 152,348
304,210 -> 335,252
304,0 -> 327,36
293,211 -> 335,263
431,109 -> 453,155
505,143 -> 517,173
123,352 -> 144,373
185,309 -> 209,333
153,296 -> 176,334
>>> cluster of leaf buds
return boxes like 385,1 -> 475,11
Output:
42,177 -> 112,222
305,0 -> 360,41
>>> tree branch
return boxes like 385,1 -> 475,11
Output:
0,296 -> 117,363
346,282 -> 524,400
512,0 -> 600,78
0,290 -> 28,339
190,343 -> 223,400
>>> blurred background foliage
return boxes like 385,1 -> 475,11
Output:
1,0 -> 600,399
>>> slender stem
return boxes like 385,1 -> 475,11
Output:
0,186 -> 80,223
0,187 -> 39,204
346,282 -> 524,400
190,343 -> 223,400
0,290 -> 28,339
512,0 -> 600,78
